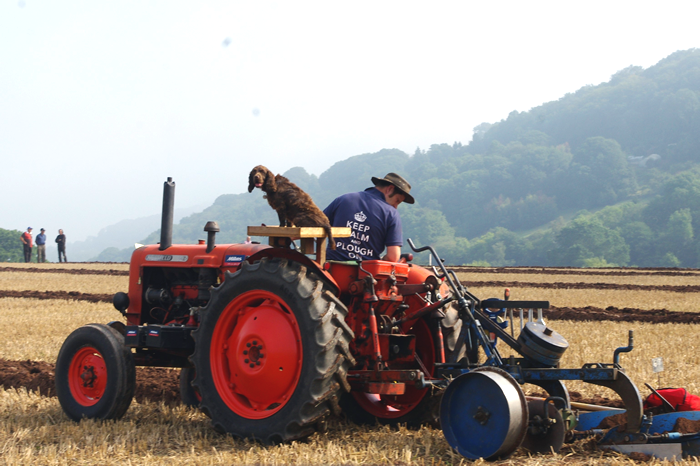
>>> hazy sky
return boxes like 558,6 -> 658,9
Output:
2,1 -> 698,241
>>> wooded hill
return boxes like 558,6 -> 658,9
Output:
6,49 -> 698,267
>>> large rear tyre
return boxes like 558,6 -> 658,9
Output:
341,298 -> 465,427
341,316 -> 439,427
179,367 -> 201,408
191,257 -> 354,444
55,323 -> 136,421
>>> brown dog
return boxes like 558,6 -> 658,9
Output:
248,165 -> 335,249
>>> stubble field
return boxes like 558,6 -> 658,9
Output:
1,262 -> 700,465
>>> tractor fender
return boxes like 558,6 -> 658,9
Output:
244,247 -> 340,296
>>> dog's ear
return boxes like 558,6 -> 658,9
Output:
263,169 -> 277,192
248,168 -> 257,193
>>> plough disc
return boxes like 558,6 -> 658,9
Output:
520,399 -> 565,454
440,367 -> 528,460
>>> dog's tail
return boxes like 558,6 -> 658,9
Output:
325,226 -> 336,250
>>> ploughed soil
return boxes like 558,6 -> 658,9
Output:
1,358 -> 623,409
0,290 -> 113,303
3,289 -> 699,324
466,279 -> 700,293
2,264 -> 699,413
4,264 -> 700,278
454,266 -> 700,277
0,359 -> 182,405
0,266 -> 128,276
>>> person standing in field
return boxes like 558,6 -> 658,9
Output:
20,227 -> 33,263
55,229 -> 67,263
35,228 -> 47,263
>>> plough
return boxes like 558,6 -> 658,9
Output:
409,239 -> 700,460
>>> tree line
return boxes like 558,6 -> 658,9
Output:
5,49 -> 699,267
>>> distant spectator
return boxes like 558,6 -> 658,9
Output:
244,236 -> 252,244
36,228 -> 47,263
56,229 -> 67,263
20,227 -> 33,263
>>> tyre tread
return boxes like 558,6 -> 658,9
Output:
191,257 -> 354,444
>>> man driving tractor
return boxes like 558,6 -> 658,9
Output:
323,172 -> 414,262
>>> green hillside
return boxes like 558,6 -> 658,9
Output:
99,49 -> 700,267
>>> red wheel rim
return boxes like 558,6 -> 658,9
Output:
68,346 -> 107,407
352,318 -> 435,419
210,290 -> 302,419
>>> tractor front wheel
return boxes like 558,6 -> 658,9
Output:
179,367 -> 201,408
191,257 -> 354,444
55,323 -> 135,421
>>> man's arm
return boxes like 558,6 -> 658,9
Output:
383,245 -> 401,262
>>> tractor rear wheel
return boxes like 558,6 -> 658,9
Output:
190,257 -> 354,444
341,299 -> 465,427
55,323 -> 135,421
179,367 -> 201,408
342,317 -> 439,427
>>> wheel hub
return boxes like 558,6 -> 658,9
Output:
211,291 -> 303,419
81,365 -> 98,387
242,339 -> 264,368
68,347 -> 107,406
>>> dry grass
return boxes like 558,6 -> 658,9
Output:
0,271 -> 128,294
492,267 -> 700,275
5,295 -> 700,398
0,388 -> 461,466
3,265 -> 700,464
469,285 -> 700,313
459,271 -> 700,287
1,262 -> 129,271
497,320 -> 700,399
0,388 -> 678,466
0,298 -> 123,362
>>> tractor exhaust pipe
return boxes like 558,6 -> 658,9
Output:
204,221 -> 220,253
159,177 -> 175,251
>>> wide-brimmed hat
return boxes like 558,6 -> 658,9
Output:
371,173 -> 414,204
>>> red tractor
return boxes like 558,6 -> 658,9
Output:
57,178 -> 654,459
55,178 -> 467,443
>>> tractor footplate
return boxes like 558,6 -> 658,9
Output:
347,369 -> 424,394
366,382 -> 406,395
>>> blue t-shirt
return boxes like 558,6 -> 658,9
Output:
324,187 -> 402,261
35,233 -> 46,245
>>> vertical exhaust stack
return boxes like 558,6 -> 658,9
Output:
159,177 -> 175,251
204,221 -> 220,253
